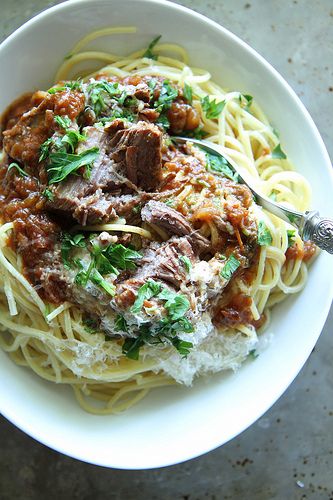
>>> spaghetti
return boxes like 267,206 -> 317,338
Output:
0,28 -> 316,414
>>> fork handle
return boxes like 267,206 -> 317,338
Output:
302,211 -> 333,254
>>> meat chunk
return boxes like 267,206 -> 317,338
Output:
108,121 -> 162,191
114,237 -> 196,310
141,200 -> 210,254
3,90 -> 85,167
47,122 -> 162,224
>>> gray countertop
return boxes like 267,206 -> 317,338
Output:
0,1 -> 332,498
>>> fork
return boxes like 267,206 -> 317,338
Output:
173,136 -> 333,254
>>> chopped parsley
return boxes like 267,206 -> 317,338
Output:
39,138 -> 54,162
131,279 -> 162,314
287,229 -> 296,248
103,244 -> 142,271
287,213 -> 297,224
249,349 -> 259,359
54,115 -> 72,129
60,130 -> 86,153
114,314 -> 128,333
154,80 -> 178,113
125,282 -> 194,359
122,328 -> 148,360
179,255 -> 192,272
61,233 -> 86,268
171,338 -> 193,357
271,143 -> 287,159
89,269 -> 116,296
46,147 -> 99,184
42,188 -> 54,201
220,254 -> 241,280
7,162 -> 28,178
183,83 -> 193,104
239,93 -> 253,111
143,35 -> 161,60
201,95 -> 225,119
48,80 -> 82,94
83,317 -> 99,334
87,80 -> 126,116
257,221 -> 273,246
205,152 -> 238,182
156,113 -> 170,130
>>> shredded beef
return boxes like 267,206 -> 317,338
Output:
141,200 -> 210,254
3,91 -> 85,167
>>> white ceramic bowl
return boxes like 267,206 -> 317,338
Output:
1,0 -> 332,469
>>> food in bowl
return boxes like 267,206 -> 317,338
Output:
0,28 -> 317,414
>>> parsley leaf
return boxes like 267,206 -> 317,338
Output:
143,35 -> 161,60
257,221 -> 273,246
105,244 -> 142,271
179,255 -> 192,272
220,254 -> 240,280
206,152 -> 238,182
39,138 -> 54,162
171,338 -> 193,357
164,294 -> 190,321
131,279 -> 162,314
61,130 -> 86,153
54,115 -> 72,129
122,336 -> 145,360
249,349 -> 259,359
239,93 -> 253,111
61,233 -> 86,268
183,83 -> 193,104
287,229 -> 296,248
7,162 -> 28,178
154,80 -> 178,112
42,188 -> 54,201
201,95 -> 225,119
48,80 -> 82,94
90,269 -> 116,296
115,314 -> 128,333
46,147 -> 99,184
156,113 -> 170,130
272,144 -> 287,159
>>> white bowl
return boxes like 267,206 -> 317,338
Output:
1,0 -> 332,469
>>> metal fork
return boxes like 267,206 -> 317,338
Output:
173,136 -> 333,254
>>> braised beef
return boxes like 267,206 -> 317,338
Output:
141,200 -> 210,254
114,237 -> 195,310
3,90 -> 85,167
108,121 -> 162,191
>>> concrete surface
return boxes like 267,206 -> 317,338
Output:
0,0 -> 332,498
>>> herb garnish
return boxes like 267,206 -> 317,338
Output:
179,255 -> 192,272
220,254 -> 241,280
205,152 -> 238,182
201,95 -> 225,119
125,281 -> 194,359
7,162 -> 28,178
154,80 -> 178,113
131,279 -> 162,314
143,35 -> 161,60
183,83 -> 193,104
61,233 -> 86,268
239,93 -> 253,111
42,188 -> 54,201
287,229 -> 296,248
48,80 -> 82,94
54,115 -> 72,129
257,221 -> 273,246
272,144 -> 287,159
46,147 -> 99,184
115,314 -> 128,333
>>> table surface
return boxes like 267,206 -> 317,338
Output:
0,1 -> 332,498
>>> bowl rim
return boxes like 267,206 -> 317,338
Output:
1,0 -> 333,469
